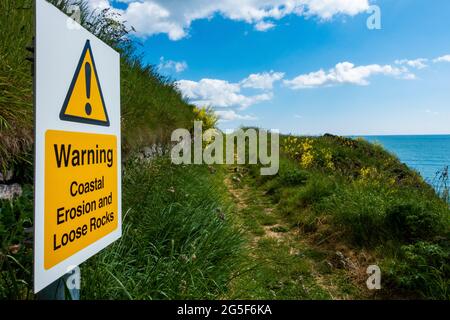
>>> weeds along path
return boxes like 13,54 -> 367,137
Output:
223,166 -> 361,300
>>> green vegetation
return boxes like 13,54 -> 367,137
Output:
241,133 -> 449,299
0,0 -> 34,177
224,167 -> 360,300
0,158 -> 242,299
0,0 -> 196,175
82,158 -> 242,299
1,0 -> 448,301
0,185 -> 33,299
1,0 -> 232,299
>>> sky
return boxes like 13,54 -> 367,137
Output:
88,0 -> 450,135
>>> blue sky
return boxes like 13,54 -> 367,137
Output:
93,0 -> 450,135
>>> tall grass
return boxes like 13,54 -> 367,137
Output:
432,166 -> 449,203
0,1 -> 34,175
0,0 -> 197,176
82,158 -> 242,299
0,158 -> 243,299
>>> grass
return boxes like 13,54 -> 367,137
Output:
0,0 -> 197,177
0,158 -> 243,299
0,0 -> 34,175
81,158 -> 243,299
224,166 -> 361,300
242,133 -> 450,299
0,185 -> 34,299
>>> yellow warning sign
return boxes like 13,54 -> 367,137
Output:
44,130 -> 118,269
60,40 -> 110,126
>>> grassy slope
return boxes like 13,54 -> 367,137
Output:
0,1 -> 34,176
0,0 -> 196,175
235,134 -> 449,299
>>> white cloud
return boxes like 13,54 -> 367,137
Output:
254,21 -> 276,31
240,71 -> 285,89
89,0 -> 370,40
395,58 -> 428,69
294,114 -> 302,119
158,57 -> 188,73
88,0 -> 111,10
284,61 -> 414,89
304,0 -> 370,19
434,55 -> 450,63
215,110 -> 257,121
176,78 -> 272,109
425,109 -> 439,116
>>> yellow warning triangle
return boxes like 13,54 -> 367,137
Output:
60,40 -> 110,126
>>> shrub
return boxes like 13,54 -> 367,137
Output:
385,201 -> 447,242
0,185 -> 34,299
319,182 -> 391,245
384,241 -> 450,299
278,176 -> 334,218
279,167 -> 308,186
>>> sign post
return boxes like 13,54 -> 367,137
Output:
34,0 -> 121,294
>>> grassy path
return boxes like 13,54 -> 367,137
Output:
223,166 -> 362,300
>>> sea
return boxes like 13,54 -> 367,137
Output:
359,135 -> 450,185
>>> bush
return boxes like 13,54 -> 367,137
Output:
0,185 -> 34,299
386,201 -> 447,242
384,241 -> 450,299
319,182 -> 391,245
279,167 -> 308,186
278,176 -> 334,220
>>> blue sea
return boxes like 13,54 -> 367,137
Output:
360,135 -> 450,184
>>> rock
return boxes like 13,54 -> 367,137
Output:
334,251 -> 357,270
143,146 -> 154,158
9,244 -> 21,254
208,166 -> 216,174
0,184 -> 22,200
141,144 -> 169,161
0,170 -> 13,182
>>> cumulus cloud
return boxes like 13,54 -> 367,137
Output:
283,61 -> 414,89
158,57 -> 188,73
176,78 -> 273,109
304,0 -> 370,19
434,55 -> 450,63
395,58 -> 428,69
215,110 -> 257,121
254,21 -> 276,31
240,71 -> 285,90
87,0 -> 111,11
88,0 -> 370,40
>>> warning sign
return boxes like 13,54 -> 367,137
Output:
34,0 -> 121,293
44,130 -> 118,269
60,40 -> 110,126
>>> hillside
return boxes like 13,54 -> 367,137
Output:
227,134 -> 449,299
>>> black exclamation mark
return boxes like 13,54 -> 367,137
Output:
85,62 -> 92,116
